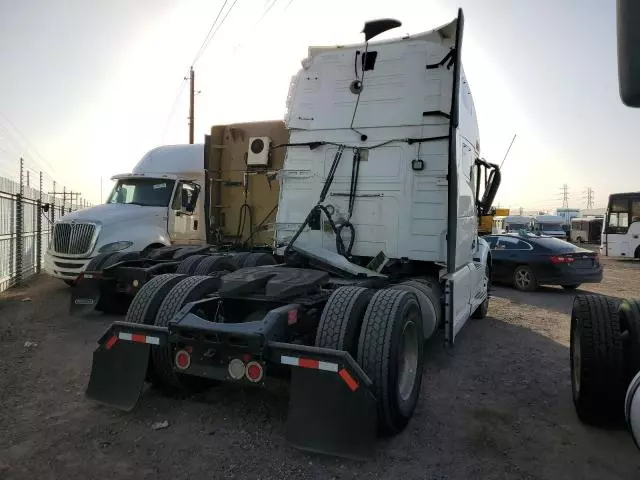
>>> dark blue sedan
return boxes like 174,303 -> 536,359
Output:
484,233 -> 603,292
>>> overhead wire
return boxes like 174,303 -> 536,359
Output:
190,0 -> 231,67
0,115 -> 58,177
160,0 -> 240,139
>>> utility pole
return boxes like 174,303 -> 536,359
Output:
188,66 -> 195,144
560,184 -> 569,208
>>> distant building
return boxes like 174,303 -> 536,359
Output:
556,208 -> 581,226
580,208 -> 606,217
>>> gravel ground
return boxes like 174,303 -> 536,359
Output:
1,257 -> 640,479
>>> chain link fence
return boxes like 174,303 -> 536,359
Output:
0,158 -> 91,293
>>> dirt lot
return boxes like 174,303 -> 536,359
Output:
1,258 -> 640,480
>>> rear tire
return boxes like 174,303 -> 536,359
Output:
193,255 -> 236,275
175,254 -> 209,274
390,279 -> 441,337
231,252 -> 251,269
315,286 -> 374,356
357,288 -> 424,435
151,276 -> 225,393
570,295 -> 626,425
513,265 -> 537,292
125,274 -> 187,382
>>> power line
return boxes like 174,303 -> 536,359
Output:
160,0 -> 240,140
191,0 -> 230,67
256,0 -> 279,25
0,115 -> 58,177
200,0 -> 240,60
160,77 -> 189,140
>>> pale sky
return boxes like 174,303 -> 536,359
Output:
0,0 -> 637,210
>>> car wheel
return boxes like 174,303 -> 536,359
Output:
563,284 -> 581,290
513,265 -> 537,292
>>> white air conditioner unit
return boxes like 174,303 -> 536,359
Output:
247,136 -> 271,166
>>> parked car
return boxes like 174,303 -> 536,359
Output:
485,233 -> 603,292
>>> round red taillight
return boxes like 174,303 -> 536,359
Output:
175,349 -> 191,370
245,361 -> 264,383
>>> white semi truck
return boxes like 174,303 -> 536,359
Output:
44,144 -> 207,284
80,11 -> 502,459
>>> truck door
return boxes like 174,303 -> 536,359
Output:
169,181 -> 202,244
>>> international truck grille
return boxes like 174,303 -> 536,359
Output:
53,223 -> 96,255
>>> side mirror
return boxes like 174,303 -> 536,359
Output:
181,183 -> 200,214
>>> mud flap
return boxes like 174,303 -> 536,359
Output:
70,273 -> 105,316
85,322 -> 168,411
269,342 -> 377,460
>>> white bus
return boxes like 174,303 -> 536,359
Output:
601,191 -> 640,258
570,217 -> 603,244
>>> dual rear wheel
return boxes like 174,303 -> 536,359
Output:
316,284 -> 439,434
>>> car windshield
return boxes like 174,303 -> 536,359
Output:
107,178 -> 175,207
540,223 -> 564,231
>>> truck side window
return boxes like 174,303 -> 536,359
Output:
172,184 -> 183,210
172,182 -> 197,211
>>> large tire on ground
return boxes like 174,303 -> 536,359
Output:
315,286 -> 374,357
231,252 -> 252,269
357,288 -> 424,435
570,295 -> 626,425
85,253 -> 116,272
175,254 -> 209,274
513,265 -> 537,292
101,251 -> 141,270
619,300 -> 640,382
151,276 -> 225,392
193,255 -> 237,275
390,279 -> 441,338
124,274 -> 187,382
243,252 -> 277,267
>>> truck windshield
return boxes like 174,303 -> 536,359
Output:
540,223 -> 564,231
508,223 -> 528,230
107,178 -> 176,207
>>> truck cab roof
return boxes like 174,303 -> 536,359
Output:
111,144 -> 204,180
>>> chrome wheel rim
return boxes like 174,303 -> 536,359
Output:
516,269 -> 531,289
